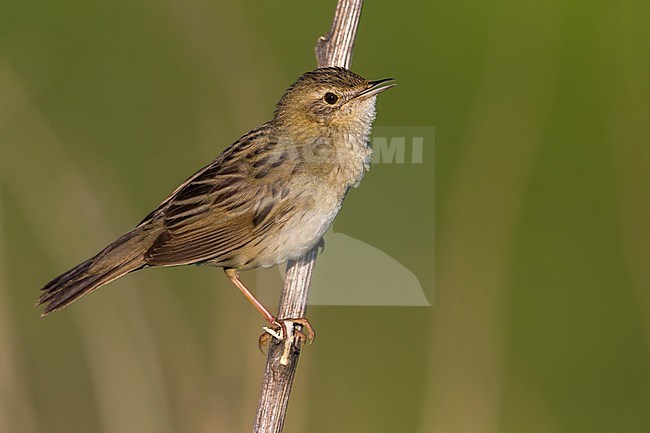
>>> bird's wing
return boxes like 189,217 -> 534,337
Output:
143,125 -> 300,267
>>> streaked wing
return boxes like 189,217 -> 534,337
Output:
142,123 -> 296,267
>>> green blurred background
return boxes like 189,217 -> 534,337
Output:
1,0 -> 649,432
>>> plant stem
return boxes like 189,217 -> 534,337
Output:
251,1 -> 364,432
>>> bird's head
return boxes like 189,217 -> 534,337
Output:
273,67 -> 394,138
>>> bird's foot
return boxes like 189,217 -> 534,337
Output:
259,317 -> 316,355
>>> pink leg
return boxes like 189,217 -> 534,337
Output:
225,268 -> 278,325
224,268 -> 315,347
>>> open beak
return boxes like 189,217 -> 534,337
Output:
355,78 -> 396,99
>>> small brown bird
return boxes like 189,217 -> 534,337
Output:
38,67 -> 393,341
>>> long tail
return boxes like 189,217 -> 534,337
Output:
38,228 -> 151,316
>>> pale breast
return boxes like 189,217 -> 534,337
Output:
244,174 -> 344,269
226,124 -> 373,270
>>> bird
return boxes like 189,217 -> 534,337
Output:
38,67 -> 394,344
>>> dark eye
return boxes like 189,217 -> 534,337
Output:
324,92 -> 339,105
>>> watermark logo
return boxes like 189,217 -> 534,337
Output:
259,126 -> 435,307
372,134 -> 425,164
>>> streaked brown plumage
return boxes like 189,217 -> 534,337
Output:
38,67 -> 393,336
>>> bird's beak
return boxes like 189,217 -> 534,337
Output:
355,78 -> 396,100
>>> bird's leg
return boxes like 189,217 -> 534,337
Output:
224,269 -> 315,349
225,268 -> 277,325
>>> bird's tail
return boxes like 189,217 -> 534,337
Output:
38,228 -> 151,316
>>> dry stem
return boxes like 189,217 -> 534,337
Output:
251,1 -> 364,432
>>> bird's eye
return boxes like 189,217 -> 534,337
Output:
324,92 -> 339,105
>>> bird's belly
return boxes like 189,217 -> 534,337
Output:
242,198 -> 341,270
